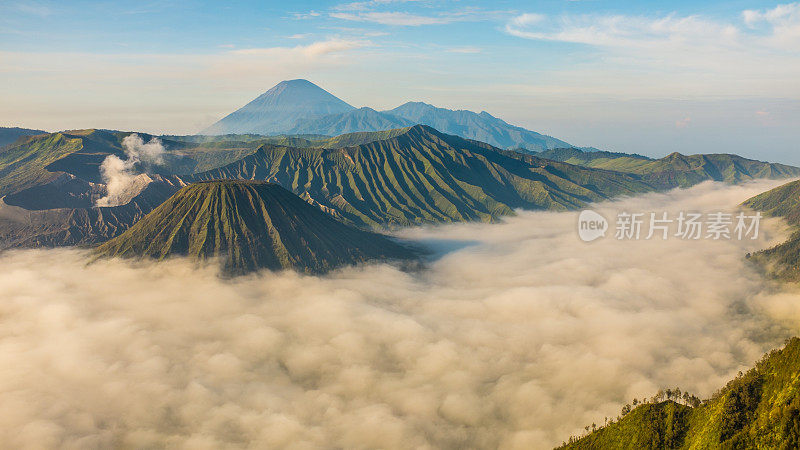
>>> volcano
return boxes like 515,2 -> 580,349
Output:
94,180 -> 419,274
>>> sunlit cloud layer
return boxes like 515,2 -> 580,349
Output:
0,181 -> 798,448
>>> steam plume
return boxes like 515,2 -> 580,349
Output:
95,134 -> 165,207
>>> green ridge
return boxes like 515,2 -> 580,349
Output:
538,148 -> 800,188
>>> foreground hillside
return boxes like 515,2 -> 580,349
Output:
558,337 -> 800,449
191,125 -> 653,228
743,179 -> 800,281
95,181 -> 420,274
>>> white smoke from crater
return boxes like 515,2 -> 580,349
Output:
1,180 -> 800,449
95,134 -> 165,207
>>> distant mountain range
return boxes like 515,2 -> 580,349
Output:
537,147 -> 800,188
558,337 -> 800,449
385,101 -> 572,150
201,79 -> 571,151
94,180 -> 419,274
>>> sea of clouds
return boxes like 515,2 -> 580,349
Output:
2,180 -> 800,449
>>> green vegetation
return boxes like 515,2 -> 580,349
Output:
743,179 -> 800,227
558,337 -> 800,449
742,180 -> 800,281
94,180 -> 420,275
314,127 -> 414,149
537,147 -> 655,172
191,125 -> 654,229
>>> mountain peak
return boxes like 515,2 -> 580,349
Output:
264,79 -> 328,96
278,78 -> 316,86
201,80 -> 354,135
93,181 -> 419,275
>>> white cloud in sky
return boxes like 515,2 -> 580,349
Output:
448,46 -> 482,54
505,12 -> 741,49
505,4 -> 800,53
330,11 -> 457,26
232,38 -> 368,58
501,5 -> 800,105
13,2 -> 53,17
508,13 -> 545,29
335,0 -> 422,12
743,2 -> 800,47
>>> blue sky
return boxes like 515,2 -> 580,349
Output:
1,0 -> 799,163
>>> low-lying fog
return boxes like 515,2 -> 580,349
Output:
2,180 -> 800,449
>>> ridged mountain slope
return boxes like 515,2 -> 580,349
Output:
94,181 -> 419,274
191,125 -> 654,228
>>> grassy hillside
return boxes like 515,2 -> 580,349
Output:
744,179 -> 800,227
191,125 -> 655,229
742,180 -> 800,281
537,148 -> 654,172
94,180 -> 419,274
558,337 -> 800,449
